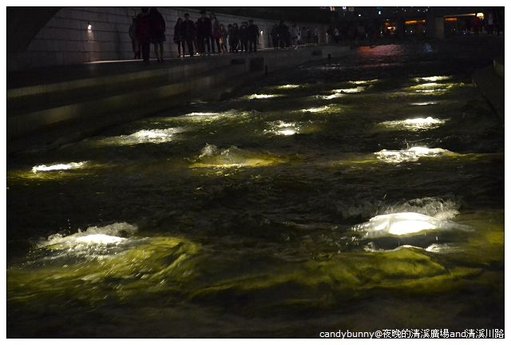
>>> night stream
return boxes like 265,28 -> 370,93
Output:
7,43 -> 504,337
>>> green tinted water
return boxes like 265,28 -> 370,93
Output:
7,44 -> 503,337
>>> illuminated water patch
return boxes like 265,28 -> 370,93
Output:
349,79 -> 379,85
264,121 -> 300,136
185,112 -> 221,117
320,93 -> 345,100
301,105 -> 332,113
409,82 -> 457,94
246,94 -> 281,100
379,117 -> 447,131
191,144 -> 283,169
375,146 -> 450,163
331,86 -> 365,94
410,101 -> 439,106
353,212 -> 470,238
414,76 -> 452,82
98,128 -> 185,146
275,84 -> 301,89
33,222 -> 139,262
32,161 -> 88,173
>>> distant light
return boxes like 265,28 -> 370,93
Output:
378,10 -> 382,15
87,23 -> 92,31
260,30 -> 263,35
358,14 -> 362,17
476,12 -> 484,19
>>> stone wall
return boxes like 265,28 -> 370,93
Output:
9,7 -> 328,71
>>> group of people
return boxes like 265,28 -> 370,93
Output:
269,21 -> 320,49
129,8 -> 320,62
129,7 -> 166,63
173,11 -> 260,57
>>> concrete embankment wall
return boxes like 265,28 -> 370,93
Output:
472,56 -> 504,118
7,45 -> 350,154
9,7 -> 329,71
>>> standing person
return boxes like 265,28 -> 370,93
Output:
247,19 -> 259,53
271,23 -> 279,49
182,13 -> 196,57
239,22 -> 248,53
129,16 -> 140,59
136,8 -> 151,63
149,7 -> 166,63
290,23 -> 299,48
219,23 -> 227,53
212,17 -> 222,54
277,20 -> 288,48
174,17 -> 185,58
313,26 -> 320,44
196,10 -> 212,55
229,23 -> 239,53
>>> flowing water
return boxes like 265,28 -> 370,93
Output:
7,43 -> 504,337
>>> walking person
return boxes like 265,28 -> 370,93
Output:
174,17 -> 185,57
149,7 -> 166,63
182,13 -> 196,57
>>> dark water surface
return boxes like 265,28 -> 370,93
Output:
7,43 -> 504,337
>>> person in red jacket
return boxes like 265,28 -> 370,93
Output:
136,8 -> 151,63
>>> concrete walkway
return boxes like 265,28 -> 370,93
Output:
7,45 -> 350,155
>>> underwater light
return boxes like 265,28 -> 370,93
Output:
349,79 -> 379,85
185,112 -> 220,117
379,117 -> 447,130
375,146 -> 448,163
301,105 -> 331,113
276,84 -> 301,89
278,129 -> 297,136
74,234 -> 127,245
410,101 -> 438,106
32,161 -> 88,173
97,128 -> 184,146
331,86 -> 365,94
132,129 -> 173,140
414,76 -> 451,82
321,93 -> 344,100
356,212 -> 441,237
246,94 -> 280,100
